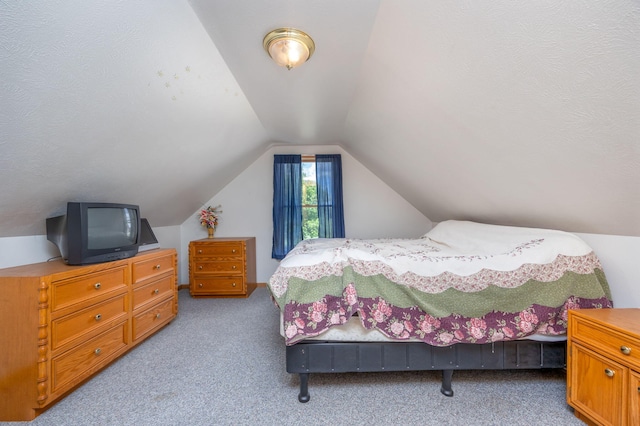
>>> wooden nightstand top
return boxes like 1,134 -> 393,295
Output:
570,308 -> 640,337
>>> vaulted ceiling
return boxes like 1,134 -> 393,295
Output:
1,1 -> 638,238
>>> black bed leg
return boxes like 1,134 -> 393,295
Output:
440,370 -> 454,397
298,373 -> 310,403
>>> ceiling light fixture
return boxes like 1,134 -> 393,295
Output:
263,28 -> 315,70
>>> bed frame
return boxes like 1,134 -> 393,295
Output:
286,339 -> 566,402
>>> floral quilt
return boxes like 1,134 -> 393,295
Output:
268,221 -> 613,346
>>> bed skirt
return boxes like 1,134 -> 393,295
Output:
286,339 -> 566,402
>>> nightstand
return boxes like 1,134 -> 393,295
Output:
188,237 -> 257,298
567,308 -> 640,426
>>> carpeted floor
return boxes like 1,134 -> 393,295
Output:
4,288 -> 584,425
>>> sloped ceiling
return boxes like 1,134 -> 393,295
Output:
190,0 -> 640,236
0,1 -> 270,237
1,0 -> 639,238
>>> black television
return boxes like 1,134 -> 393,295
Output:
138,218 -> 160,252
46,202 -> 141,265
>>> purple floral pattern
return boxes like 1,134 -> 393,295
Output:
282,290 -> 612,346
272,224 -> 614,346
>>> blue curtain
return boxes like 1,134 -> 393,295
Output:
272,155 -> 303,259
316,154 -> 345,238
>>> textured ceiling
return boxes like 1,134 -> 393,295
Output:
1,0 -> 639,238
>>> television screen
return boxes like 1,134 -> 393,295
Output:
87,207 -> 138,250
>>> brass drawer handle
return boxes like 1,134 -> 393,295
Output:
198,265 -> 203,270
154,264 -> 161,270
620,346 -> 632,355
94,348 -> 102,356
154,288 -> 160,294
155,313 -> 161,319
232,249 -> 237,253
95,314 -> 102,321
198,283 -> 203,288
232,282 -> 236,287
604,368 -> 615,377
198,249 -> 202,254
94,282 -> 102,290
232,265 -> 237,270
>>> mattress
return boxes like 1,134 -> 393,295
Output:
270,220 -> 611,346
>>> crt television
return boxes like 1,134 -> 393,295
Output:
46,202 -> 140,265
138,218 -> 160,252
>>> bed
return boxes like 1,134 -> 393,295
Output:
268,220 -> 613,402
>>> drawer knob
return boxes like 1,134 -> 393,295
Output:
94,348 -> 102,356
94,282 -> 102,290
95,314 -> 102,321
155,313 -> 161,319
232,265 -> 237,270
232,249 -> 237,253
154,264 -> 161,270
198,283 -> 203,288
154,288 -> 160,294
604,368 -> 615,378
232,282 -> 236,287
198,249 -> 202,254
198,265 -> 203,270
620,346 -> 632,355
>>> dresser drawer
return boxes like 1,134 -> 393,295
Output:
131,253 -> 174,284
572,314 -> 640,369
132,298 -> 174,341
51,295 -> 128,352
51,267 -> 128,312
192,242 -> 243,258
192,277 -> 244,295
132,273 -> 174,310
193,260 -> 243,275
51,322 -> 128,393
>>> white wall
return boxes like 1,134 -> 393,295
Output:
179,144 -> 433,284
0,226 -> 181,270
576,233 -> 640,309
1,165 -> 638,310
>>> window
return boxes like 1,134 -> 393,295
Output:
302,157 -> 318,239
272,154 -> 345,260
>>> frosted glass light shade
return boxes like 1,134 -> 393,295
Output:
263,28 -> 315,70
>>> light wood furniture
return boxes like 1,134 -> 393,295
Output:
567,308 -> 640,426
189,237 -> 256,298
0,248 -> 177,421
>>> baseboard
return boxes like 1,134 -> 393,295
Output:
178,283 -> 265,291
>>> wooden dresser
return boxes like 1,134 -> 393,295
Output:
189,237 -> 256,298
567,308 -> 640,426
0,248 -> 178,421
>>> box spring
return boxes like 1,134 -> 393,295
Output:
286,339 -> 566,402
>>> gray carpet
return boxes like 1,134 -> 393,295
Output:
6,288 -> 583,425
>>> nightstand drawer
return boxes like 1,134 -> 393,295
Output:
192,277 -> 244,295
193,260 -> 243,274
572,314 -> 640,369
193,242 -> 243,258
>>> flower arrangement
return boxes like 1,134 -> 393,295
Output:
198,204 -> 222,229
